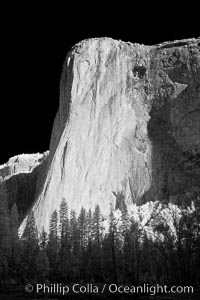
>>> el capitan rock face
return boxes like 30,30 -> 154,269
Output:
20,37 -> 200,233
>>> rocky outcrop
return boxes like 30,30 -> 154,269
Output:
0,152 -> 49,219
0,152 -> 49,181
20,37 -> 200,233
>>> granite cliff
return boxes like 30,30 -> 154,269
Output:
18,37 -> 199,233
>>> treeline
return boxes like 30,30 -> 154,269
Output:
0,184 -> 200,289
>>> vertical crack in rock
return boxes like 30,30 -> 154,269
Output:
61,141 -> 68,179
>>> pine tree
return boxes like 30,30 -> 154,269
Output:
121,205 -> 130,236
40,228 -> 48,251
70,210 -> 80,254
78,207 -> 87,251
47,209 -> 59,279
58,199 -> 71,281
119,205 -> 133,282
70,210 -> 80,280
108,204 -> 118,283
59,198 -> 69,239
128,219 -> 142,283
48,209 -> 59,252
86,209 -> 92,243
59,199 -> 70,249
49,210 -> 59,240
59,199 -> 70,260
92,204 -> 103,247
81,209 -> 94,280
22,210 -> 38,248
91,205 -> 104,281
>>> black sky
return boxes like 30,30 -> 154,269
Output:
1,8 -> 199,164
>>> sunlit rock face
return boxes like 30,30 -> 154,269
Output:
23,37 -> 200,233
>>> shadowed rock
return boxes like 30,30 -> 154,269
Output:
0,152 -> 49,221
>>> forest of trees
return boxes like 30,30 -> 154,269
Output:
0,184 -> 200,292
